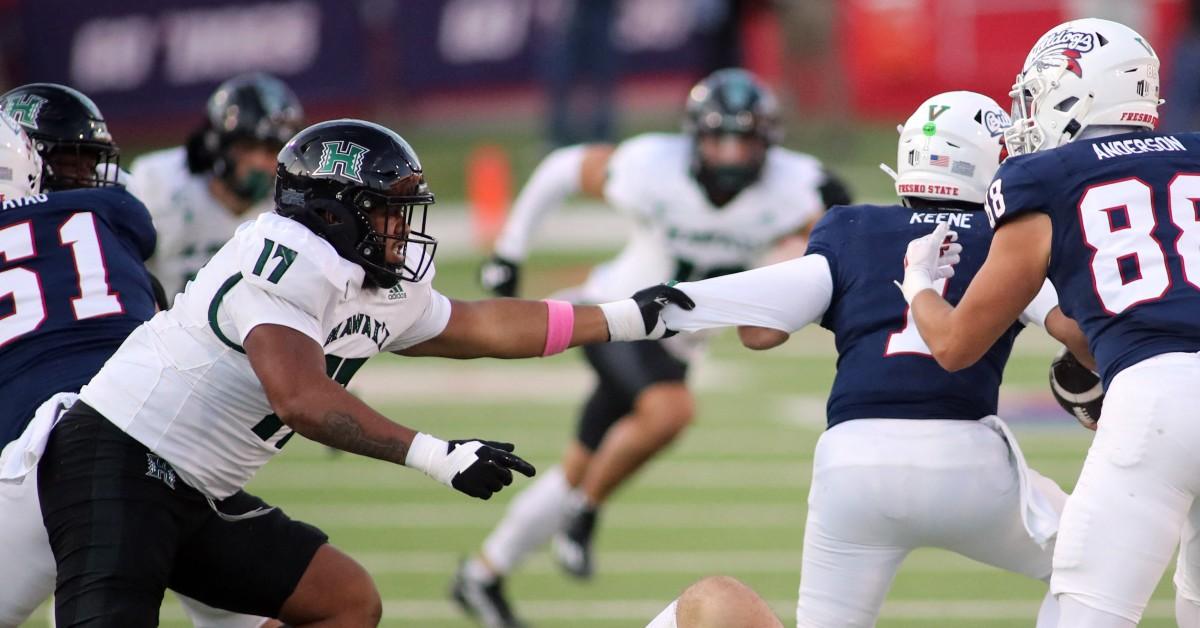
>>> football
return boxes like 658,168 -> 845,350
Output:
1048,347 -> 1104,429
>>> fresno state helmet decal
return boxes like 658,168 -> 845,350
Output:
982,110 -> 1011,137
1029,28 -> 1097,78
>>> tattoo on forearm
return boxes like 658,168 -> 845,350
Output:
315,412 -> 409,464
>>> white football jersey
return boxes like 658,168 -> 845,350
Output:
581,133 -> 827,302
78,213 -> 451,499
583,133 -> 828,358
127,147 -> 275,300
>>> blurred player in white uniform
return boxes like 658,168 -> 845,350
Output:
455,68 -> 851,627
23,118 -> 691,626
128,73 -> 303,301
902,19 -> 1200,628
652,92 -> 1094,626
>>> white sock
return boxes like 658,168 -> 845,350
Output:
1056,594 -> 1136,628
1034,587 -> 1058,628
463,556 -> 494,583
1178,592 -> 1200,628
481,465 -> 571,574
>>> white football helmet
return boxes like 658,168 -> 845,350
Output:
0,110 -> 41,201
888,91 -> 1009,205
1006,18 -> 1160,156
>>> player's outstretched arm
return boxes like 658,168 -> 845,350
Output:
658,254 -> 834,350
244,323 -> 533,499
481,144 -> 615,296
398,285 -> 694,359
908,213 -> 1051,371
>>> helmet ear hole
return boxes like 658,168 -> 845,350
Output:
1054,97 -> 1080,112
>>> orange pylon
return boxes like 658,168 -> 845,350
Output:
467,144 -> 512,248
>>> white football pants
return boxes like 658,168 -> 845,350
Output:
1052,351 -> 1200,626
797,418 -> 1066,628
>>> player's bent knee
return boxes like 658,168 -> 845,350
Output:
280,544 -> 382,626
1056,594 -> 1137,628
635,385 -> 695,436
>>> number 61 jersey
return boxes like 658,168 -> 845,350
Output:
988,130 -> 1200,387
0,187 -> 158,446
79,212 -> 451,499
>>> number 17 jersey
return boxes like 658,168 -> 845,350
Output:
989,131 -> 1200,387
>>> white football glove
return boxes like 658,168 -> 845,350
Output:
898,222 -> 962,304
405,433 -> 536,500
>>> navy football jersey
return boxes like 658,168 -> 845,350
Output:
989,131 -> 1200,387
806,203 -> 1023,427
0,187 -> 157,445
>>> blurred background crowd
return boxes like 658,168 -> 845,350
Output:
4,0 -> 1197,226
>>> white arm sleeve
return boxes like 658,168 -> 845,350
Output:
492,144 -> 587,261
1019,279 -> 1059,328
662,254 -> 834,334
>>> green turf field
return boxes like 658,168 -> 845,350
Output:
28,251 -> 1177,627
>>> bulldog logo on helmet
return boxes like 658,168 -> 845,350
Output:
1029,29 -> 1096,78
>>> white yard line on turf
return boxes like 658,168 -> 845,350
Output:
156,599 -> 1176,622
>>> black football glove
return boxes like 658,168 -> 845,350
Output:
446,439 -> 536,499
479,255 -> 520,297
1049,348 -> 1104,430
406,434 -> 537,500
631,283 -> 696,339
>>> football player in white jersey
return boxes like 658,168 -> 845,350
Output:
643,91 -> 1094,627
0,85 -> 279,628
456,68 -> 851,626
128,73 -> 304,300
28,118 -> 693,627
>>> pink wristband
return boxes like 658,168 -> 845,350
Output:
542,299 -> 575,356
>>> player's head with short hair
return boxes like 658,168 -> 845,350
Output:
1006,18 -> 1159,156
274,118 -> 437,289
187,72 -> 304,204
0,83 -> 118,191
0,111 -> 43,202
683,68 -> 782,206
890,91 -> 1009,206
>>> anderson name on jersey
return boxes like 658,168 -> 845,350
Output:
79,212 -> 451,498
988,131 -> 1200,386
128,147 -> 275,298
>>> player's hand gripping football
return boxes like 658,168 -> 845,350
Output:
479,255 -> 520,297
1049,347 -> 1104,431
898,221 -> 962,304
406,433 -> 536,499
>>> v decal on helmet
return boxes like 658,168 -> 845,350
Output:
927,105 -> 950,121
313,141 -> 369,184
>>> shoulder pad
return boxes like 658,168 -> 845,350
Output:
605,134 -> 688,204
236,213 -> 365,317
127,147 -> 188,205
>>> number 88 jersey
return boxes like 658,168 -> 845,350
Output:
988,130 -> 1200,387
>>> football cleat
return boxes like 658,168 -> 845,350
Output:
450,561 -> 527,628
553,504 -> 598,580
